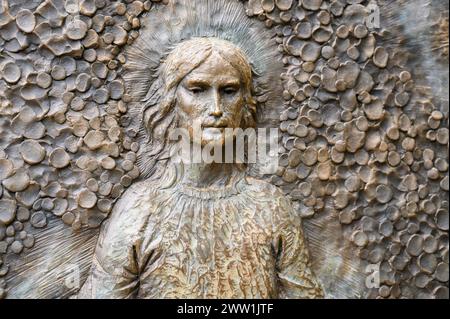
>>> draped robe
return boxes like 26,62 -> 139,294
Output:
78,173 -> 323,299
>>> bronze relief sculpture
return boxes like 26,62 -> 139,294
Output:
0,0 -> 448,300
79,37 -> 323,299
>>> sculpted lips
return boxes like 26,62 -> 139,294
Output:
202,118 -> 230,129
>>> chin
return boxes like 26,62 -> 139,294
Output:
201,132 -> 226,148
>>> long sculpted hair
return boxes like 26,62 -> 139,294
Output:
136,37 -> 258,183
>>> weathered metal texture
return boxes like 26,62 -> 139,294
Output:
0,0 -> 448,299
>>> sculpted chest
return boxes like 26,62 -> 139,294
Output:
125,190 -> 280,298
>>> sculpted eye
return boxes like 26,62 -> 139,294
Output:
223,87 -> 238,95
189,86 -> 205,94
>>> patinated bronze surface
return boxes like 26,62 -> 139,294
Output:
78,38 -> 323,298
0,0 -> 448,299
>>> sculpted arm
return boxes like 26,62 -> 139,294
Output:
274,197 -> 324,299
78,188 -> 142,299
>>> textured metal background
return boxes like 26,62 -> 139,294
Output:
0,0 -> 448,299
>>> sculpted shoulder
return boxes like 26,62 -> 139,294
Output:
244,176 -> 290,201
244,176 -> 301,226
108,178 -> 169,221
101,179 -> 161,238
113,179 -> 157,211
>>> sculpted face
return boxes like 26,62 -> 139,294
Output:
176,51 -> 246,146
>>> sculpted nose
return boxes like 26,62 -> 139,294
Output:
209,90 -> 223,117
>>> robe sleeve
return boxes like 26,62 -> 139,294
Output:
273,196 -> 324,299
77,188 -> 142,299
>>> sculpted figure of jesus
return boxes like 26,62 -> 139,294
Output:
78,37 -> 323,299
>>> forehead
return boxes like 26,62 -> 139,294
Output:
183,51 -> 241,84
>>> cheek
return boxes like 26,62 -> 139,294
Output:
224,95 -> 245,122
176,90 -> 204,124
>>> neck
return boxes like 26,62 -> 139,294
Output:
180,162 -> 241,189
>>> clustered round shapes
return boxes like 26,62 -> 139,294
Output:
0,0 -> 154,298
243,0 -> 448,299
0,0 -> 448,300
